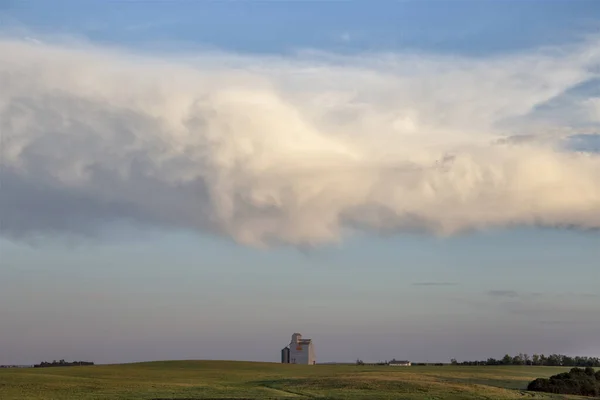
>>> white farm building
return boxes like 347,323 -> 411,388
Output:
388,360 -> 411,366
281,333 -> 315,365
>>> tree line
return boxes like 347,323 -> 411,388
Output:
451,353 -> 600,367
34,359 -> 94,368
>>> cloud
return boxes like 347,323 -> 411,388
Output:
412,282 -> 458,287
481,291 -> 600,325
487,290 -> 520,298
538,320 -> 597,326
1,36 -> 600,247
487,290 -> 599,300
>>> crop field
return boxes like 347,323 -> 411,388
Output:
0,361 -> 584,399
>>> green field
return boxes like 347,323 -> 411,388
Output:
0,361 -> 587,399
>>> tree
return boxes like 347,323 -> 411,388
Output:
562,355 -> 574,366
512,354 -> 524,365
502,354 -> 513,365
547,354 -> 562,366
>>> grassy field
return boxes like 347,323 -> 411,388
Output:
0,361 -> 587,400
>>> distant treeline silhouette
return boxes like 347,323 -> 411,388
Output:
34,359 -> 94,368
412,363 -> 445,366
528,367 -> 600,396
355,359 -> 443,366
451,353 -> 600,367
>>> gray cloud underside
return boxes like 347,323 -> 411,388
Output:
487,290 -> 520,298
457,292 -> 600,332
1,37 -> 600,247
412,282 -> 458,287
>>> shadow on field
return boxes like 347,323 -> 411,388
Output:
441,376 -> 526,390
257,377 -> 427,391
254,377 -> 437,399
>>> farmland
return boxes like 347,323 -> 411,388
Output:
0,361 -> 585,399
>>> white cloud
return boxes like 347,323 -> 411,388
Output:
1,37 -> 599,247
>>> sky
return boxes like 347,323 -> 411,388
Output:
0,0 -> 599,365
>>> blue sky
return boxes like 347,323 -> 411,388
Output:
1,0 -> 599,365
3,0 -> 599,55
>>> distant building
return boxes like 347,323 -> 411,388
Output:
281,333 -> 315,365
388,360 -> 411,366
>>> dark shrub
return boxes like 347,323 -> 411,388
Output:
527,378 -> 549,392
527,368 -> 599,397
570,367 -> 585,375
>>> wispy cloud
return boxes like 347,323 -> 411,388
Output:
487,290 -> 600,300
538,319 -> 599,326
338,32 -> 352,42
1,36 -> 600,247
124,19 -> 181,33
487,290 -> 520,298
478,290 -> 600,326
412,282 -> 458,287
